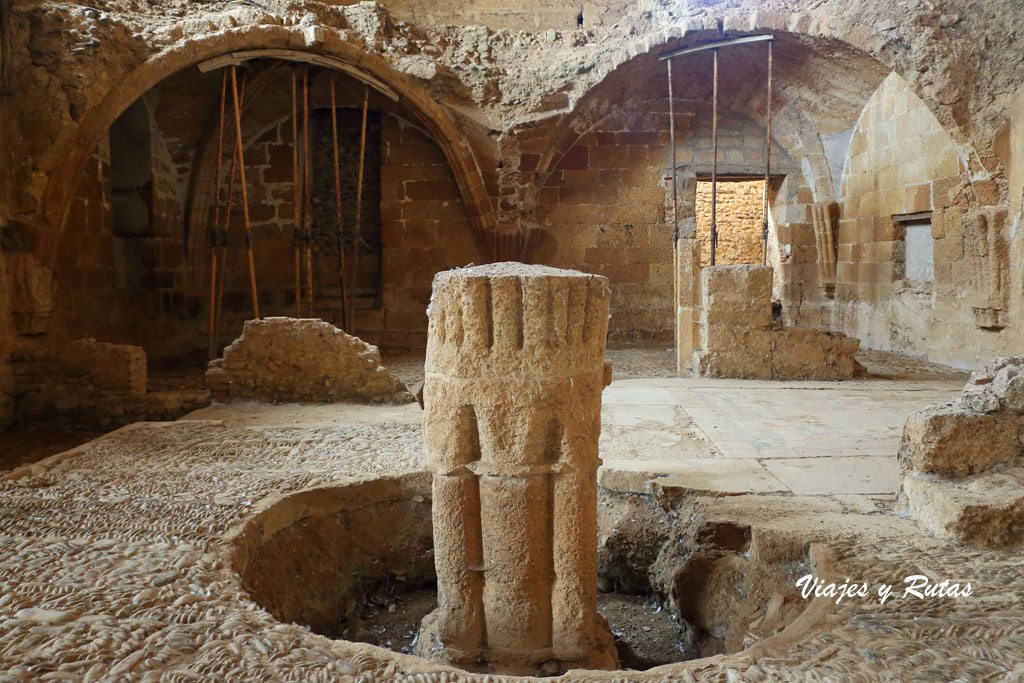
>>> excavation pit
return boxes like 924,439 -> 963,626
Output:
230,474 -> 811,674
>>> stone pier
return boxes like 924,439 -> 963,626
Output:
415,262 -> 618,675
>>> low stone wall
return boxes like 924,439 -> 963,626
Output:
206,317 -> 414,404
12,338 -> 207,426
899,356 -> 1024,548
693,265 -> 859,380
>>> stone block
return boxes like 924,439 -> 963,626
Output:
694,348 -> 772,380
898,404 -> 1022,479
770,327 -> 859,380
992,364 -> 1024,414
902,465 -> 1024,549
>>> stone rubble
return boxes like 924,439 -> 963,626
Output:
206,317 -> 415,405
899,356 -> 1024,548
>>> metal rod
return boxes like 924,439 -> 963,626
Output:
660,34 -> 773,61
229,65 -> 259,319
710,48 -> 719,266
292,69 -> 302,317
215,73 -> 245,350
330,73 -> 348,330
762,39 -> 773,266
302,65 -> 314,318
667,57 -> 679,358
349,85 -> 369,334
208,69 -> 227,360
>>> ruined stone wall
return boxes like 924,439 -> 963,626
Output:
834,72 -> 1021,367
695,179 -> 765,266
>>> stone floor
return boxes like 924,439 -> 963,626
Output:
0,350 -> 1021,680
600,377 -> 964,497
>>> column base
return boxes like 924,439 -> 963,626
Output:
415,609 -> 619,676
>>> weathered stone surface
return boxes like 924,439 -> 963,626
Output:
898,404 -> 1021,479
993,364 -> 1024,413
770,327 -> 860,380
903,464 -> 1024,549
694,265 -> 859,380
206,317 -> 413,404
12,338 -> 207,426
417,262 -> 617,675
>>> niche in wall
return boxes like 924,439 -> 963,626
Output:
109,97 -> 155,292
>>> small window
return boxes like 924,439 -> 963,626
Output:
893,211 -> 933,286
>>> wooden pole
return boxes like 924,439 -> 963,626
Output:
292,69 -> 302,317
215,72 -> 245,351
710,48 -> 719,266
303,65 -> 314,318
208,69 -> 227,360
230,65 -> 260,319
762,39 -> 773,266
348,85 -> 369,334
330,74 -> 348,330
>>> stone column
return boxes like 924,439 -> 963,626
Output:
675,237 -> 701,375
416,262 -> 618,676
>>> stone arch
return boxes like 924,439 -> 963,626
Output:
33,24 -> 494,267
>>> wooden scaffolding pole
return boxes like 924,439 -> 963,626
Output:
762,39 -> 773,265
330,74 -> 348,330
302,65 -> 314,318
348,85 -> 369,334
214,72 -> 246,350
292,69 -> 302,317
710,48 -> 719,266
229,65 -> 260,319
208,69 -> 227,360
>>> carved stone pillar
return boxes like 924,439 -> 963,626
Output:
416,262 -> 618,675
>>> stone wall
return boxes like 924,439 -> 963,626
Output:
533,108 -> 800,345
695,179 -> 765,266
899,356 -> 1024,548
833,72 -> 1020,367
36,83 -> 476,366
54,113 -> 199,359
12,338 -> 207,426
695,265 -> 859,380
212,111 -> 477,350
